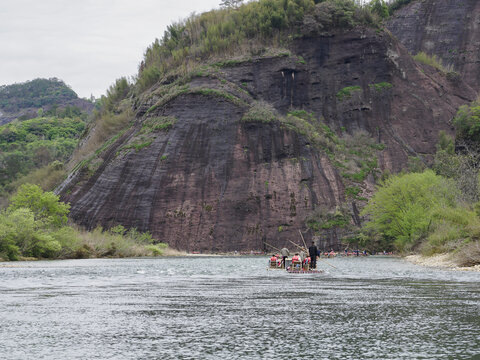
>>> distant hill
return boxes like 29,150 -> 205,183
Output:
0,78 -> 94,124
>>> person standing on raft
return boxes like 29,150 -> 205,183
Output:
280,247 -> 290,268
308,241 -> 318,269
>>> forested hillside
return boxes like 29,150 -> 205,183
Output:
0,78 -> 94,124
0,115 -> 86,197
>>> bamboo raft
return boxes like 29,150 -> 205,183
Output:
286,268 -> 324,274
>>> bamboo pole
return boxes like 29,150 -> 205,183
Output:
298,230 -> 308,250
289,239 -> 306,252
263,241 -> 281,253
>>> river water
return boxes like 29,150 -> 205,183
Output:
0,256 -> 479,359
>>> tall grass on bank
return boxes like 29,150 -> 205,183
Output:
61,226 -> 180,259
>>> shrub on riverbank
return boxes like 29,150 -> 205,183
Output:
0,184 -> 171,261
361,170 -> 480,265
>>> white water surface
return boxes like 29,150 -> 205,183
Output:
0,256 -> 479,359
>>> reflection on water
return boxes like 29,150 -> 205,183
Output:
0,256 -> 479,359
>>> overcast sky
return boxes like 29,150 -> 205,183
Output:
0,0 -> 221,98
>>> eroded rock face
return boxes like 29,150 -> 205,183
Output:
66,93 -> 345,252
387,0 -> 480,90
61,27 -> 475,251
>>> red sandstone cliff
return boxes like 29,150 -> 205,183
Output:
59,22 -> 475,252
387,0 -> 480,91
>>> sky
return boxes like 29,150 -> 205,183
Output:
0,0 -> 222,99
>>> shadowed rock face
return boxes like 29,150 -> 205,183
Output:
387,0 -> 480,90
61,27 -> 475,252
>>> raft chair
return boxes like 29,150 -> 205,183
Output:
291,260 -> 302,270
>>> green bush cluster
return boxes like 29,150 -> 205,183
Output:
101,77 -> 132,113
336,86 -> 362,101
0,184 -> 69,260
241,102 -> 276,123
360,170 -> 480,255
357,107 -> 480,264
140,116 -> 177,134
281,109 -> 338,152
452,102 -> 480,142
306,206 -> 351,233
334,132 -> 383,184
0,184 -> 168,261
368,82 -> 393,92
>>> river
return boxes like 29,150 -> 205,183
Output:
0,256 -> 479,359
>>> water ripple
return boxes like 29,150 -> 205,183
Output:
0,256 -> 478,359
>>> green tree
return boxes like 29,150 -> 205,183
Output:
370,0 -> 389,18
0,208 -> 61,260
102,77 -> 131,113
361,171 -> 458,251
453,103 -> 480,142
8,184 -> 70,227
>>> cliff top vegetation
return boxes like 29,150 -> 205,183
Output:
136,0 -> 387,92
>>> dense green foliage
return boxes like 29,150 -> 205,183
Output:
0,185 -> 168,261
453,102 -> 480,142
9,184 -> 70,227
138,0 -> 379,92
369,0 -> 389,18
336,86 -> 362,101
361,167 -> 480,265
361,171 -> 457,251
369,82 -> 393,92
100,77 -> 132,113
0,115 -> 85,188
0,78 -> 78,113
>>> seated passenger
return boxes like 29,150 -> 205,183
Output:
291,253 -> 301,268
269,254 -> 278,267
303,256 -> 310,270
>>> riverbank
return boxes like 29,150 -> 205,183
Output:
405,254 -> 480,272
0,247 -> 187,263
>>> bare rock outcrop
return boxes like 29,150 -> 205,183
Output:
387,0 -> 480,90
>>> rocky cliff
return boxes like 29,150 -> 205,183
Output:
59,24 -> 475,252
387,0 -> 480,91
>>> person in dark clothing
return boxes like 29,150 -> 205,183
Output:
280,247 -> 290,268
308,241 -> 318,269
